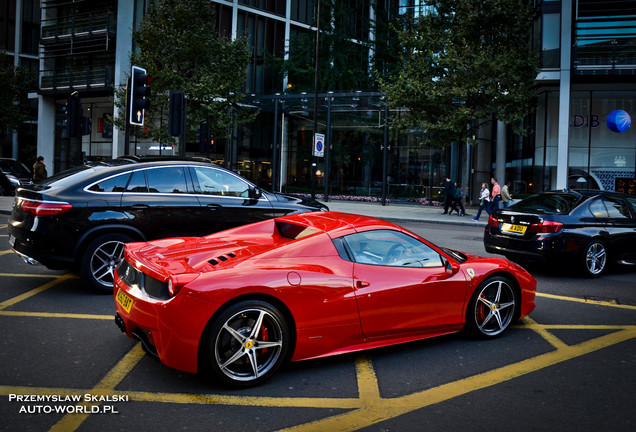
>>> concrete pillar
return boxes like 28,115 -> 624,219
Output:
37,96 -> 56,169
112,0 -> 135,158
496,120 -> 506,184
556,0 -> 572,189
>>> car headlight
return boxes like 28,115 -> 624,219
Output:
7,175 -> 21,187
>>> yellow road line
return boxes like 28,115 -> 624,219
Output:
0,272 -> 66,278
0,250 -> 13,256
49,344 -> 146,432
522,316 -> 569,350
0,224 -> 7,229
278,326 -> 636,432
0,311 -> 112,320
536,292 -> 636,310
0,274 -> 75,311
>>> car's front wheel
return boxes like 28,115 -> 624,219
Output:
581,239 -> 607,278
80,233 -> 133,293
204,300 -> 290,387
465,276 -> 517,338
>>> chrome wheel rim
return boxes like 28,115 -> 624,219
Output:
215,308 -> 284,382
90,240 -> 126,288
585,242 -> 606,275
473,279 -> 516,336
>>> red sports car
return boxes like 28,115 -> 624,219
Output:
114,212 -> 536,387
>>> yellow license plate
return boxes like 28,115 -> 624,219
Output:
116,289 -> 133,313
502,223 -> 527,234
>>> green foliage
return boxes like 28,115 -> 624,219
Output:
0,54 -> 36,133
381,0 -> 539,147
114,0 -> 253,143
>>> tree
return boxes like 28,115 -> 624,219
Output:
114,0 -> 252,144
382,0 -> 539,147
0,54 -> 35,134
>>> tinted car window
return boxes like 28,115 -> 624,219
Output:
511,193 -> 582,214
589,199 -> 609,218
146,167 -> 189,193
192,167 -> 250,197
88,173 -> 130,192
603,198 -> 630,219
628,197 -> 636,216
0,159 -> 31,176
126,170 -> 148,192
343,230 -> 443,268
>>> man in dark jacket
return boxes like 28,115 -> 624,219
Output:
442,177 -> 456,215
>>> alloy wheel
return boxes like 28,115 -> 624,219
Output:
472,278 -> 516,337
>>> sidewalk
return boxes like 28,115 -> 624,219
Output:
0,195 -> 485,226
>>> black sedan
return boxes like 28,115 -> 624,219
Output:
8,160 -> 327,292
483,189 -> 636,277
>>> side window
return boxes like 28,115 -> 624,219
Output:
145,167 -> 189,193
88,173 -> 130,192
341,230 -> 443,268
191,167 -> 251,197
589,199 -> 608,218
603,198 -> 629,219
126,170 -> 148,193
628,198 -> 636,217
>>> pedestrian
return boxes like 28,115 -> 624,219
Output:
490,177 -> 501,211
501,180 -> 512,208
441,177 -> 456,215
33,156 -> 47,182
450,182 -> 465,216
471,182 -> 491,222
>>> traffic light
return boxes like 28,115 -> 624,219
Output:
197,121 -> 209,153
168,91 -> 185,137
66,94 -> 81,137
129,66 -> 151,126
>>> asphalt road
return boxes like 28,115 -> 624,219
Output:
1,215 -> 634,432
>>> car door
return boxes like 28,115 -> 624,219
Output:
602,197 -> 636,263
119,165 -> 203,239
189,165 -> 278,233
342,229 -> 467,339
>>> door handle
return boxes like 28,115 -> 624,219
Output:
131,204 -> 149,209
206,204 -> 222,211
356,280 -> 370,288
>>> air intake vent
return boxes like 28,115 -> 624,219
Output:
208,252 -> 237,267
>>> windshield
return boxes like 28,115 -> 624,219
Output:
0,159 -> 31,177
510,193 -> 584,214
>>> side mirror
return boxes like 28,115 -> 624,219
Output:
445,259 -> 459,276
251,186 -> 263,199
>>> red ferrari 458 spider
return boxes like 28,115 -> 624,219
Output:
114,212 -> 536,387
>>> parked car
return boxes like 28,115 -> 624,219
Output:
484,189 -> 636,277
114,211 -> 536,387
8,160 -> 327,292
0,158 -> 32,196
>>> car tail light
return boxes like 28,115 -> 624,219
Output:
167,273 -> 199,297
20,200 -> 73,216
528,220 -> 563,234
487,214 -> 499,228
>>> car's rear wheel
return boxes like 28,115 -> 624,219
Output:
205,300 -> 290,387
465,276 -> 517,338
581,239 -> 607,277
80,233 -> 133,293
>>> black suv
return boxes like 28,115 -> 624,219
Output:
8,160 -> 327,292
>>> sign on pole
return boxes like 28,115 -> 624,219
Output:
313,133 -> 325,157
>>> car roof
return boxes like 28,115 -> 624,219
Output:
275,211 -> 404,237
545,189 -> 631,200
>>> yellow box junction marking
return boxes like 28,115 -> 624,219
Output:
0,274 -> 633,432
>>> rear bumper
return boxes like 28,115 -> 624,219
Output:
114,276 -> 219,374
483,230 -> 564,263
